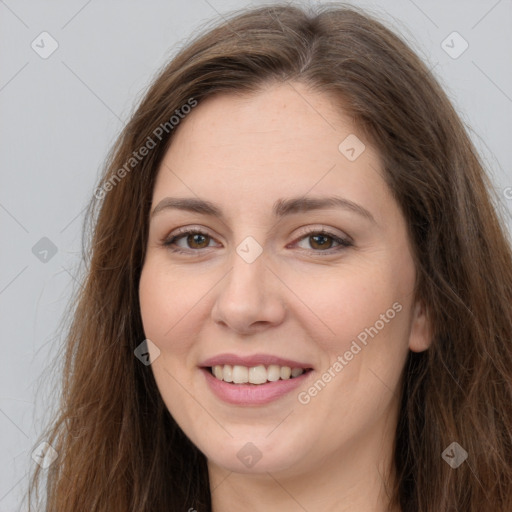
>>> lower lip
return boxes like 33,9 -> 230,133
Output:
201,368 -> 312,406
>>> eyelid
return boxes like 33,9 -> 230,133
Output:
162,224 -> 353,254
294,224 -> 353,243
162,225 -> 220,248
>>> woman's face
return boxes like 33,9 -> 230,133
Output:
139,82 -> 430,478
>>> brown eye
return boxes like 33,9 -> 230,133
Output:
163,229 -> 216,253
163,227 -> 352,256
185,233 -> 211,249
295,229 -> 353,253
308,233 -> 335,250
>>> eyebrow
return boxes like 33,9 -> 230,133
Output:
151,195 -> 376,224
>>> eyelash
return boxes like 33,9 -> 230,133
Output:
161,226 -> 353,256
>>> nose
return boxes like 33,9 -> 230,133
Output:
210,247 -> 287,335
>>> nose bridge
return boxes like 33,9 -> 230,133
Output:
223,242 -> 268,305
211,238 -> 286,331
223,229 -> 269,292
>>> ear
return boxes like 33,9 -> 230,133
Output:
408,300 -> 432,353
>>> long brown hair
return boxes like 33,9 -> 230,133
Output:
26,3 -> 512,511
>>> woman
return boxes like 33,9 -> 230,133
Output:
27,3 -> 512,511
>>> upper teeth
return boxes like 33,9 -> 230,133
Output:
212,364 -> 305,384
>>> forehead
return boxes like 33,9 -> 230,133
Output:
152,82 -> 390,221
167,82 -> 355,162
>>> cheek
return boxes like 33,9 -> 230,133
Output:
300,261 -> 412,406
297,296 -> 409,445
139,260 -> 203,357
304,263 -> 408,354
139,262 -> 205,420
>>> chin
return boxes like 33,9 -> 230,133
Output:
199,430 -> 310,475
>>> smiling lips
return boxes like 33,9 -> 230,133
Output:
200,353 -> 313,404
201,353 -> 312,385
211,364 -> 306,384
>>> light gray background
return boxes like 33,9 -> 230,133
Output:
1,0 -> 511,509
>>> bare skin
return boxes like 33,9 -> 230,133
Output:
139,81 -> 431,511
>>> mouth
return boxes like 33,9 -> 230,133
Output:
206,364 -> 313,385
199,354 -> 314,405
